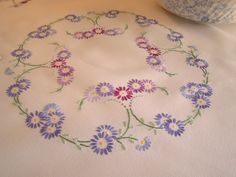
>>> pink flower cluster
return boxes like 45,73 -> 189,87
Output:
50,50 -> 74,86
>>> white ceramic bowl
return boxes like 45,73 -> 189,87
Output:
159,0 -> 236,24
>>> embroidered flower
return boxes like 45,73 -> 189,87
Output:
135,15 -> 147,20
146,56 -> 162,66
195,59 -> 208,69
38,25 -> 51,31
82,31 -> 95,39
148,47 -> 161,56
198,84 -> 213,97
105,10 -> 119,18
127,79 -> 144,93
65,14 -> 80,22
114,87 -> 133,101
43,103 -> 61,115
164,119 -> 185,136
167,31 -> 183,42
17,79 -> 31,91
104,29 -> 118,36
154,113 -> 172,128
57,50 -> 71,60
84,86 -> 101,102
153,64 -> 166,72
186,57 -> 196,66
40,124 -> 62,139
135,18 -> 150,27
114,28 -> 124,35
57,75 -> 74,86
96,125 -> 118,139
135,137 -> 151,151
142,79 -> 157,93
95,82 -> 114,97
58,66 -> 74,76
11,48 -> 32,59
192,95 -> 211,109
90,132 -> 114,155
25,111 -> 47,128
6,84 -> 22,97
135,36 -> 148,44
51,59 -> 66,68
92,27 -> 104,35
45,112 -> 65,126
148,19 -> 158,24
137,42 -> 150,49
28,31 -> 39,38
37,30 -> 51,39
74,32 -> 84,40
180,83 -> 200,99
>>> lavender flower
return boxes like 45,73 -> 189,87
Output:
105,10 -> 119,18
96,125 -> 118,139
195,59 -> 208,69
57,50 -> 71,60
90,132 -> 114,155
43,103 -> 61,115
58,66 -> 74,76
65,14 -> 80,22
192,95 -> 211,109
142,79 -> 157,93
146,56 -> 162,66
40,124 -> 62,139
95,82 -> 114,97
6,84 -> 22,97
104,29 -> 118,36
84,86 -> 101,102
17,79 -> 31,91
164,119 -> 185,136
127,79 -> 144,93
25,111 -> 47,128
180,82 -> 200,99
57,75 -> 74,86
45,112 -> 65,126
38,25 -> 51,31
154,113 -> 172,128
135,137 -> 151,151
198,84 -> 213,97
186,57 -> 196,66
167,31 -> 183,42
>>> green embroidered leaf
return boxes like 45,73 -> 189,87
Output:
60,137 -> 66,144
76,144 -> 82,150
78,98 -> 85,110
148,122 -> 155,127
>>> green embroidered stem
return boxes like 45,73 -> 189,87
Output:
50,85 -> 64,94
157,86 -> 169,95
118,109 -> 131,139
78,98 -> 86,110
13,96 -> 29,116
17,58 -> 49,67
81,16 -> 96,27
183,109 -> 201,126
129,108 -> 162,130
48,18 -> 65,25
164,71 -> 177,77
117,136 -> 138,141
59,135 -> 90,148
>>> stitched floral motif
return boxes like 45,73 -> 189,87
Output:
6,10 -> 213,155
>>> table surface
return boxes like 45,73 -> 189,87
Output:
0,0 -> 236,177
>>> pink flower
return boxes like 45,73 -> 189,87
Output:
74,32 -> 84,39
51,59 -> 66,68
57,75 -> 73,86
114,87 -> 133,101
58,66 -> 74,76
83,31 -> 95,39
148,47 -> 161,56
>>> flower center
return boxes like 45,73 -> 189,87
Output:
170,123 -> 178,131
12,87 -> 19,93
47,126 -> 56,133
101,86 -> 109,93
197,99 -> 206,105
144,83 -> 152,89
132,83 -> 140,89
32,117 -> 40,123
140,140 -> 145,145
120,91 -> 127,96
98,139 -> 107,148
51,115 -> 59,123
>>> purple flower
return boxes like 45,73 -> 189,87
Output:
43,103 -> 61,115
25,111 -> 47,128
57,50 -> 71,60
135,15 -> 147,20
105,10 -> 119,18
195,59 -> 208,69
6,84 -> 22,97
57,75 -> 74,86
96,125 -> 118,139
11,48 -> 32,59
82,31 -> 95,39
104,29 -> 118,36
148,47 -> 161,56
167,31 -> 183,42
17,79 -> 31,91
45,112 -> 65,126
28,31 -> 39,38
137,42 -> 150,49
146,56 -> 162,66
127,79 -> 144,93
38,25 -> 51,31
142,79 -> 157,93
164,119 -> 185,136
40,124 -> 62,139
84,86 -> 101,102
37,30 -> 51,39
96,82 -> 114,97
186,57 -> 196,66
180,83 -> 200,99
90,132 -> 114,155
192,95 -> 211,109
148,19 -> 158,24
65,14 -> 80,22
135,18 -> 150,27
154,113 -> 172,128
58,66 -> 74,76
198,84 -> 213,97
135,137 -> 151,151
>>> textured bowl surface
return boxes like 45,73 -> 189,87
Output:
160,0 -> 236,24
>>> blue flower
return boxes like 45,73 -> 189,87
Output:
40,124 -> 62,139
198,84 -> 213,97
154,113 -> 172,128
57,50 -> 71,60
164,119 -> 185,137
167,31 -> 183,42
90,132 -> 114,155
96,125 -> 118,139
105,10 -> 119,18
25,111 -> 47,128
38,25 -> 51,31
146,56 -> 162,66
6,84 -> 22,97
45,112 -> 65,126
95,82 -> 114,97
43,103 -> 61,114
186,57 -> 196,66
11,48 -> 32,59
192,95 -> 211,109
135,137 -> 151,151
195,59 -> 208,69
17,79 -> 31,91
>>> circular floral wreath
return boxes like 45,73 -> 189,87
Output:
5,10 -> 213,155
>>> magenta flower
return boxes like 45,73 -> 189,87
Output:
51,59 -> 66,68
114,87 -> 133,101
